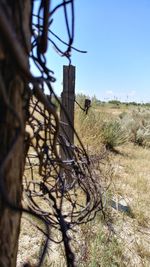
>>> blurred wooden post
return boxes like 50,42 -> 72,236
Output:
60,65 -> 75,160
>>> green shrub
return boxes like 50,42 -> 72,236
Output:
120,109 -> 150,147
101,120 -> 128,150
108,100 -> 121,105
135,125 -> 150,147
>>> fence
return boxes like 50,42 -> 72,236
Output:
0,1 -> 105,267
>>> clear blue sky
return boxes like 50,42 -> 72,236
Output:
31,0 -> 150,103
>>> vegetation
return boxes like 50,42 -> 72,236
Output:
120,108 -> 150,147
18,95 -> 150,266
74,95 -> 150,266
108,100 -> 121,106
79,216 -> 124,267
101,120 -> 128,151
76,94 -> 150,150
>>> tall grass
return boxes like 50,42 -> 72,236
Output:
75,108 -> 104,152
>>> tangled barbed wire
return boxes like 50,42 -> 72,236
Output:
0,1 -> 108,266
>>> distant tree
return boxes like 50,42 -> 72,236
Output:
108,100 -> 121,106
128,101 -> 138,106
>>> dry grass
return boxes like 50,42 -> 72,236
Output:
111,143 -> 150,226
75,102 -> 150,266
17,103 -> 150,266
105,138 -> 150,266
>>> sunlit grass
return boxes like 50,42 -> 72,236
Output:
18,102 -> 150,266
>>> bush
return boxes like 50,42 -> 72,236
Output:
135,125 -> 150,147
120,108 -> 150,147
108,100 -> 121,106
101,120 -> 128,150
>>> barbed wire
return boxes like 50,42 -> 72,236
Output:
0,1 -> 108,266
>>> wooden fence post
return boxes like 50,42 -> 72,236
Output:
60,65 -> 75,160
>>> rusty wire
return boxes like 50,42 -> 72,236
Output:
0,1 -> 107,266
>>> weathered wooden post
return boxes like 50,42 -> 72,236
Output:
60,65 -> 75,160
0,1 -> 31,266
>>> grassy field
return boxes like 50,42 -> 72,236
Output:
17,100 -> 150,266
74,99 -> 150,267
